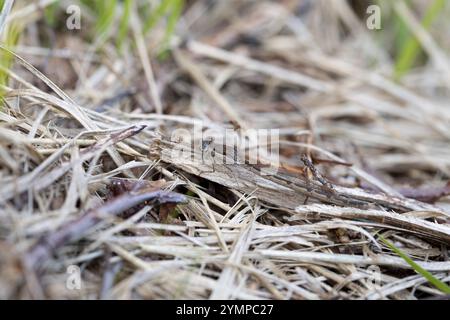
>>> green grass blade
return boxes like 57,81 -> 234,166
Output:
94,0 -> 117,43
394,0 -> 446,79
0,0 -> 14,36
164,0 -> 183,43
380,236 -> 450,294
143,0 -> 173,35
0,24 -> 21,83
158,0 -> 183,58
117,0 -> 133,51
44,0 -> 60,27
0,21 -> 21,107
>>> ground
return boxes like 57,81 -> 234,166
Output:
0,0 -> 450,300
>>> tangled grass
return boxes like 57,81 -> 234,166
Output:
0,0 -> 450,300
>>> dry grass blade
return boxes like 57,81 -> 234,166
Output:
24,187 -> 186,270
293,204 -> 450,244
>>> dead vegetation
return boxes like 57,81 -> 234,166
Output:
0,0 -> 450,299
